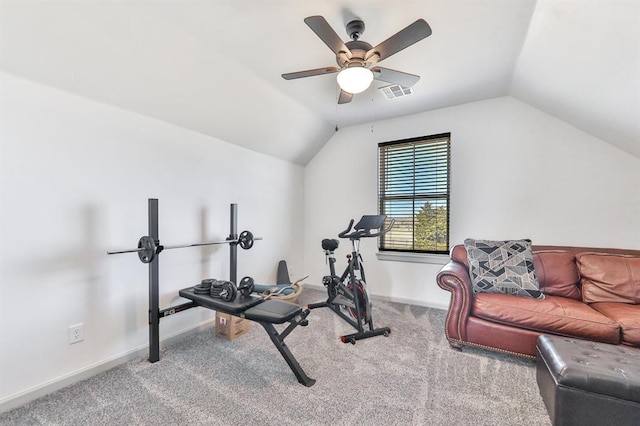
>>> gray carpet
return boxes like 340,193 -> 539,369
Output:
0,289 -> 551,425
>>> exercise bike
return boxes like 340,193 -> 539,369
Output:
308,215 -> 395,344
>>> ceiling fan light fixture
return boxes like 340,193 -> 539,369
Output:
337,66 -> 373,94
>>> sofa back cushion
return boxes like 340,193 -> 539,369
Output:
577,253 -> 640,304
533,251 -> 581,300
450,245 -> 581,299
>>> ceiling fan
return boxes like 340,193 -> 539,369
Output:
282,16 -> 432,104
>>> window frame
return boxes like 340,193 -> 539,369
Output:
377,132 -> 451,255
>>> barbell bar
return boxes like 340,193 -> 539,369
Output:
107,230 -> 261,263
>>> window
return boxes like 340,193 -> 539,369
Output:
378,133 -> 450,254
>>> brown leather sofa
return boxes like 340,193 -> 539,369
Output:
436,244 -> 640,358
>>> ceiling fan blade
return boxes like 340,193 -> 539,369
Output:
372,67 -> 420,87
338,90 -> 353,104
282,66 -> 340,80
304,16 -> 352,58
367,19 -> 432,62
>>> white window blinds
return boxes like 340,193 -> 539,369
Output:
378,133 -> 450,253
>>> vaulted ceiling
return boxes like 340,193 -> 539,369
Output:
1,0 -> 638,164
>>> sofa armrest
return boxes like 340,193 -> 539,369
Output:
436,261 -> 474,342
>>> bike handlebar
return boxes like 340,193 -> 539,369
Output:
338,218 -> 396,240
368,218 -> 396,238
338,219 -> 355,238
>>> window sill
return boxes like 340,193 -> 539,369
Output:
376,251 -> 449,265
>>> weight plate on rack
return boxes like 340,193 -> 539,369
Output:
137,236 -> 156,263
238,230 -> 254,250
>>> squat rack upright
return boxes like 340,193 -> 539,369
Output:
108,198 -> 315,386
110,198 -> 252,362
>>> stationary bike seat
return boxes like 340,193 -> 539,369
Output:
321,239 -> 339,251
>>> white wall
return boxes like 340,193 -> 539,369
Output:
3,75 -> 639,410
303,96 -> 640,309
0,73 -> 304,406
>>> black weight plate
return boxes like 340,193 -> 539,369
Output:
238,276 -> 255,297
240,276 -> 254,286
210,288 -> 223,296
238,230 -> 254,250
220,282 -> 237,302
210,280 -> 225,289
200,279 -> 214,288
137,236 -> 156,263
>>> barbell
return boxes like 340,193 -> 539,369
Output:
107,230 -> 260,263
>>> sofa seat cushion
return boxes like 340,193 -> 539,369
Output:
472,293 -> 620,343
591,302 -> 640,346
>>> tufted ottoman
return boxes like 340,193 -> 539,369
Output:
536,335 -> 640,426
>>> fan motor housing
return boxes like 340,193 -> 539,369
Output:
338,40 -> 374,67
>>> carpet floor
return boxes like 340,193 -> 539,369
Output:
0,289 -> 551,425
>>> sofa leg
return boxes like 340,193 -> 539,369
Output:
449,340 -> 463,351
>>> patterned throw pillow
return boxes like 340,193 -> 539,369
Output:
464,239 -> 544,299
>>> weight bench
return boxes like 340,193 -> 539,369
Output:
178,286 -> 316,387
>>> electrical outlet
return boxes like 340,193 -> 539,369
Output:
68,323 -> 84,344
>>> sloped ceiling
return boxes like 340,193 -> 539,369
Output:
1,0 -> 638,164
511,0 -> 639,159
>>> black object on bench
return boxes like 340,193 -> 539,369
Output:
179,286 -> 315,387
536,334 -> 640,426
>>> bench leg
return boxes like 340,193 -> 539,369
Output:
259,322 -> 316,387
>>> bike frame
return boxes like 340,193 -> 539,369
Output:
340,239 -> 366,283
309,217 -> 393,343
324,238 -> 370,329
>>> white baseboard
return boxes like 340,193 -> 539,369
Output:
303,283 -> 449,311
0,319 -> 215,414
373,293 -> 449,311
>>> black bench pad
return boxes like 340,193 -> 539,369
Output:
243,299 -> 302,324
178,286 -> 313,386
179,286 -> 302,324
179,286 -> 263,314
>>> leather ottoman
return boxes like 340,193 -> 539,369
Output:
536,335 -> 640,426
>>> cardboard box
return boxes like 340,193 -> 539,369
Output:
215,312 -> 249,340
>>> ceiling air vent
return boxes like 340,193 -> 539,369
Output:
380,84 -> 414,100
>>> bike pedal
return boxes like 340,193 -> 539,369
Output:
299,319 -> 309,326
